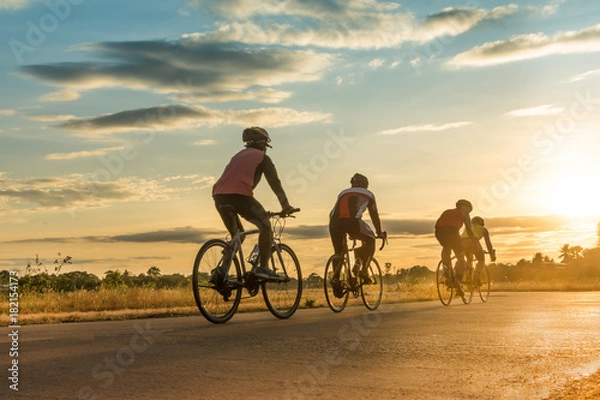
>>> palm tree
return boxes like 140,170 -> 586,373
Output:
559,244 -> 572,264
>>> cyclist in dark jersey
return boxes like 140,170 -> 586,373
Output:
212,126 -> 296,280
329,173 -> 385,284
434,199 -> 475,297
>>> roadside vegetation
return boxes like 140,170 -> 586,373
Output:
2,241 -> 600,324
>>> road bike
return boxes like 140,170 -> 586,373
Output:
192,207 -> 302,324
436,253 -> 491,306
323,234 -> 387,312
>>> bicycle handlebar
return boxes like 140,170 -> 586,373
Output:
378,231 -> 388,251
267,208 -> 301,218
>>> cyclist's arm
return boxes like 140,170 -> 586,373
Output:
367,197 -> 383,236
462,208 -> 476,241
483,228 -> 496,261
258,155 -> 291,209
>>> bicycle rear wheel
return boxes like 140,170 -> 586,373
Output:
436,260 -> 454,306
263,243 -> 302,319
478,265 -> 491,302
360,257 -> 383,311
324,255 -> 349,312
192,239 -> 242,324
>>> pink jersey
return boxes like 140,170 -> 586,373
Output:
212,148 -> 265,196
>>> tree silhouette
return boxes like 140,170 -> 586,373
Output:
559,244 -> 583,264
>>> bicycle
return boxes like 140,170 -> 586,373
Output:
435,253 -> 491,306
323,234 -> 387,312
192,207 -> 302,324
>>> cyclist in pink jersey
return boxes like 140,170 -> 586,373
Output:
329,173 -> 386,284
212,127 -> 296,280
434,199 -> 475,297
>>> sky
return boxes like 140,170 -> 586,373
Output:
1,0 -> 600,278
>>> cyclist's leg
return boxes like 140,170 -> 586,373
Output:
472,241 -> 485,284
328,220 -> 347,279
352,220 -> 375,267
435,228 -> 453,268
235,197 -> 273,271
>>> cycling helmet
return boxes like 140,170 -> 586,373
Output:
242,126 -> 271,147
350,173 -> 369,188
456,199 -> 473,212
472,216 -> 485,226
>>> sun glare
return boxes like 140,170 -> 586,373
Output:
541,171 -> 600,219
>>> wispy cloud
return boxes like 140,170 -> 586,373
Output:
448,23 -> 600,67
192,139 -> 216,146
0,109 -> 16,116
45,146 -> 125,160
415,5 -> 519,44
0,173 -> 208,211
39,90 -> 81,102
52,105 -> 332,136
505,104 -> 565,117
181,1 -> 521,49
19,40 -> 334,104
377,121 -> 473,135
564,68 -> 600,83
0,0 -> 42,11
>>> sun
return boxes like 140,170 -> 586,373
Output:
539,169 -> 600,219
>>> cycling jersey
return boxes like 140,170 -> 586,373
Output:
212,147 -> 290,208
329,187 -> 381,231
461,224 -> 485,240
435,208 -> 464,229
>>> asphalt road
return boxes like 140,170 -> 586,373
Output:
2,292 -> 599,400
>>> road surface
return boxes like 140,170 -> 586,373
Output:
2,292 -> 599,399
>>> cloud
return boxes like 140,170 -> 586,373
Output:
19,40 -> 334,104
193,139 -> 216,146
415,5 -> 519,43
0,173 -> 208,211
45,146 -> 125,160
39,90 -> 81,102
0,0 -> 41,11
377,121 -> 472,135
505,104 -> 565,117
52,104 -> 332,135
26,114 -> 76,122
448,23 -> 600,67
368,58 -> 385,69
181,1 -> 520,49
110,226 -> 211,244
0,109 -> 16,116
563,68 -> 600,83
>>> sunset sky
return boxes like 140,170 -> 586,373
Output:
1,0 -> 600,278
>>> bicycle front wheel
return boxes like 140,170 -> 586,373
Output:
436,260 -> 454,306
192,239 -> 242,324
478,265 -> 491,302
360,257 -> 383,311
263,243 -> 302,319
324,255 -> 349,312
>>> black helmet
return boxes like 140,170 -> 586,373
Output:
472,216 -> 484,226
350,173 -> 369,188
242,126 -> 271,147
456,199 -> 473,212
